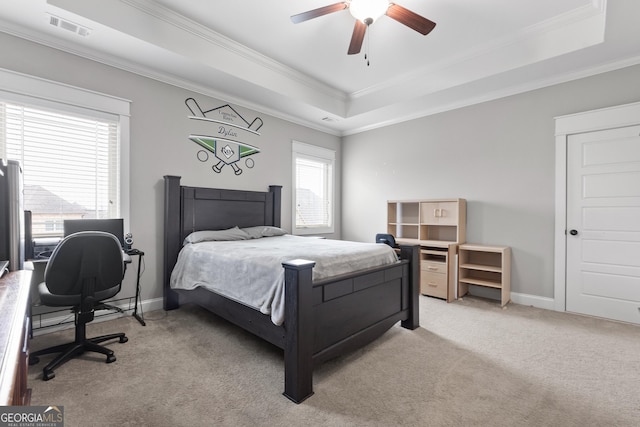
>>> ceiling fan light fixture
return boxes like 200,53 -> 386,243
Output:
349,0 -> 389,24
291,1 -> 436,58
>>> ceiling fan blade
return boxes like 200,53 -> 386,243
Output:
386,3 -> 436,35
291,2 -> 348,24
348,20 -> 367,55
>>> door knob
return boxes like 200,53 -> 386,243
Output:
569,229 -> 578,236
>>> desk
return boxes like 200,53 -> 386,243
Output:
29,248 -> 146,329
127,249 -> 146,326
0,270 -> 32,406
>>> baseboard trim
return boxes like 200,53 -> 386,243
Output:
465,286 -> 556,311
31,297 -> 165,336
510,292 -> 556,310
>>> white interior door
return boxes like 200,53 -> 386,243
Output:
566,124 -> 640,324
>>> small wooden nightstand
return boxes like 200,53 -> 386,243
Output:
458,244 -> 511,306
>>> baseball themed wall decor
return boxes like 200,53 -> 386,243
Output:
186,97 -> 263,175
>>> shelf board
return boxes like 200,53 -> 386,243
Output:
460,263 -> 502,273
397,238 -> 456,248
459,244 -> 508,252
459,277 -> 502,289
421,248 -> 448,255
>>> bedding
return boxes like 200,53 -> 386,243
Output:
241,226 -> 288,239
170,234 -> 398,325
183,226 -> 251,243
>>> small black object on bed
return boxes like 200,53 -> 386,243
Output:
163,176 -> 420,403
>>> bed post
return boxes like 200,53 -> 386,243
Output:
282,259 -> 315,404
269,185 -> 282,228
399,244 -> 420,330
163,175 -> 182,310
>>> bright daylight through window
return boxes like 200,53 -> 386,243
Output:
0,101 -> 120,237
292,141 -> 335,235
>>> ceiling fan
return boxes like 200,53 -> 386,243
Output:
291,0 -> 436,55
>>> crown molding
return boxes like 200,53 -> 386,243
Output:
121,0 -> 347,102
343,53 -> 640,136
1,0 -> 629,138
350,1 -> 607,101
0,21 -> 341,136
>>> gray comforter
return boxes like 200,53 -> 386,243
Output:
169,235 -> 398,325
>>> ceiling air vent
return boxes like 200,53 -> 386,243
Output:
49,14 -> 91,37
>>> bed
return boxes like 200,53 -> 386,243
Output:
163,175 -> 420,403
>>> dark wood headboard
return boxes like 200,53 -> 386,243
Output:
163,175 -> 282,309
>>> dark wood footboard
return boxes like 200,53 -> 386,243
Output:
163,175 -> 419,403
282,244 -> 419,403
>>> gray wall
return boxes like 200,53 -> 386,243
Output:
0,32 -> 341,302
3,29 -> 640,306
342,64 -> 640,301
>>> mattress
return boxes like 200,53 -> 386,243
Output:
169,234 -> 398,325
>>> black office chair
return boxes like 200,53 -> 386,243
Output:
375,233 -> 398,248
29,231 -> 128,380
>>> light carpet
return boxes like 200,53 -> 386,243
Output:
27,295 -> 640,426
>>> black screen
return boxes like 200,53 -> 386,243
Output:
64,219 -> 125,248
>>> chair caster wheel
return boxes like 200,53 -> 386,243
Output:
29,355 -> 40,366
119,336 -> 128,343
106,354 -> 116,363
43,370 -> 55,381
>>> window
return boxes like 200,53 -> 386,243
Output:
0,69 -> 130,238
1,103 -> 119,236
292,141 -> 335,235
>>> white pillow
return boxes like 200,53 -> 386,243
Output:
183,226 -> 250,244
241,226 -> 288,239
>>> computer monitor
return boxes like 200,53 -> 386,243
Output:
63,218 -> 125,248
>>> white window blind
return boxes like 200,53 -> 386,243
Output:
0,101 -> 120,236
292,141 -> 335,235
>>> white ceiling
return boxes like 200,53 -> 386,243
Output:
1,0 -> 639,135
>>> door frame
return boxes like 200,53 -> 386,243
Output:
554,101 -> 640,312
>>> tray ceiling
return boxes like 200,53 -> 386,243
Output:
1,0 -> 639,135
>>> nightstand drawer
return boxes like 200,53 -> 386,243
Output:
420,272 -> 447,299
421,260 -> 446,275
